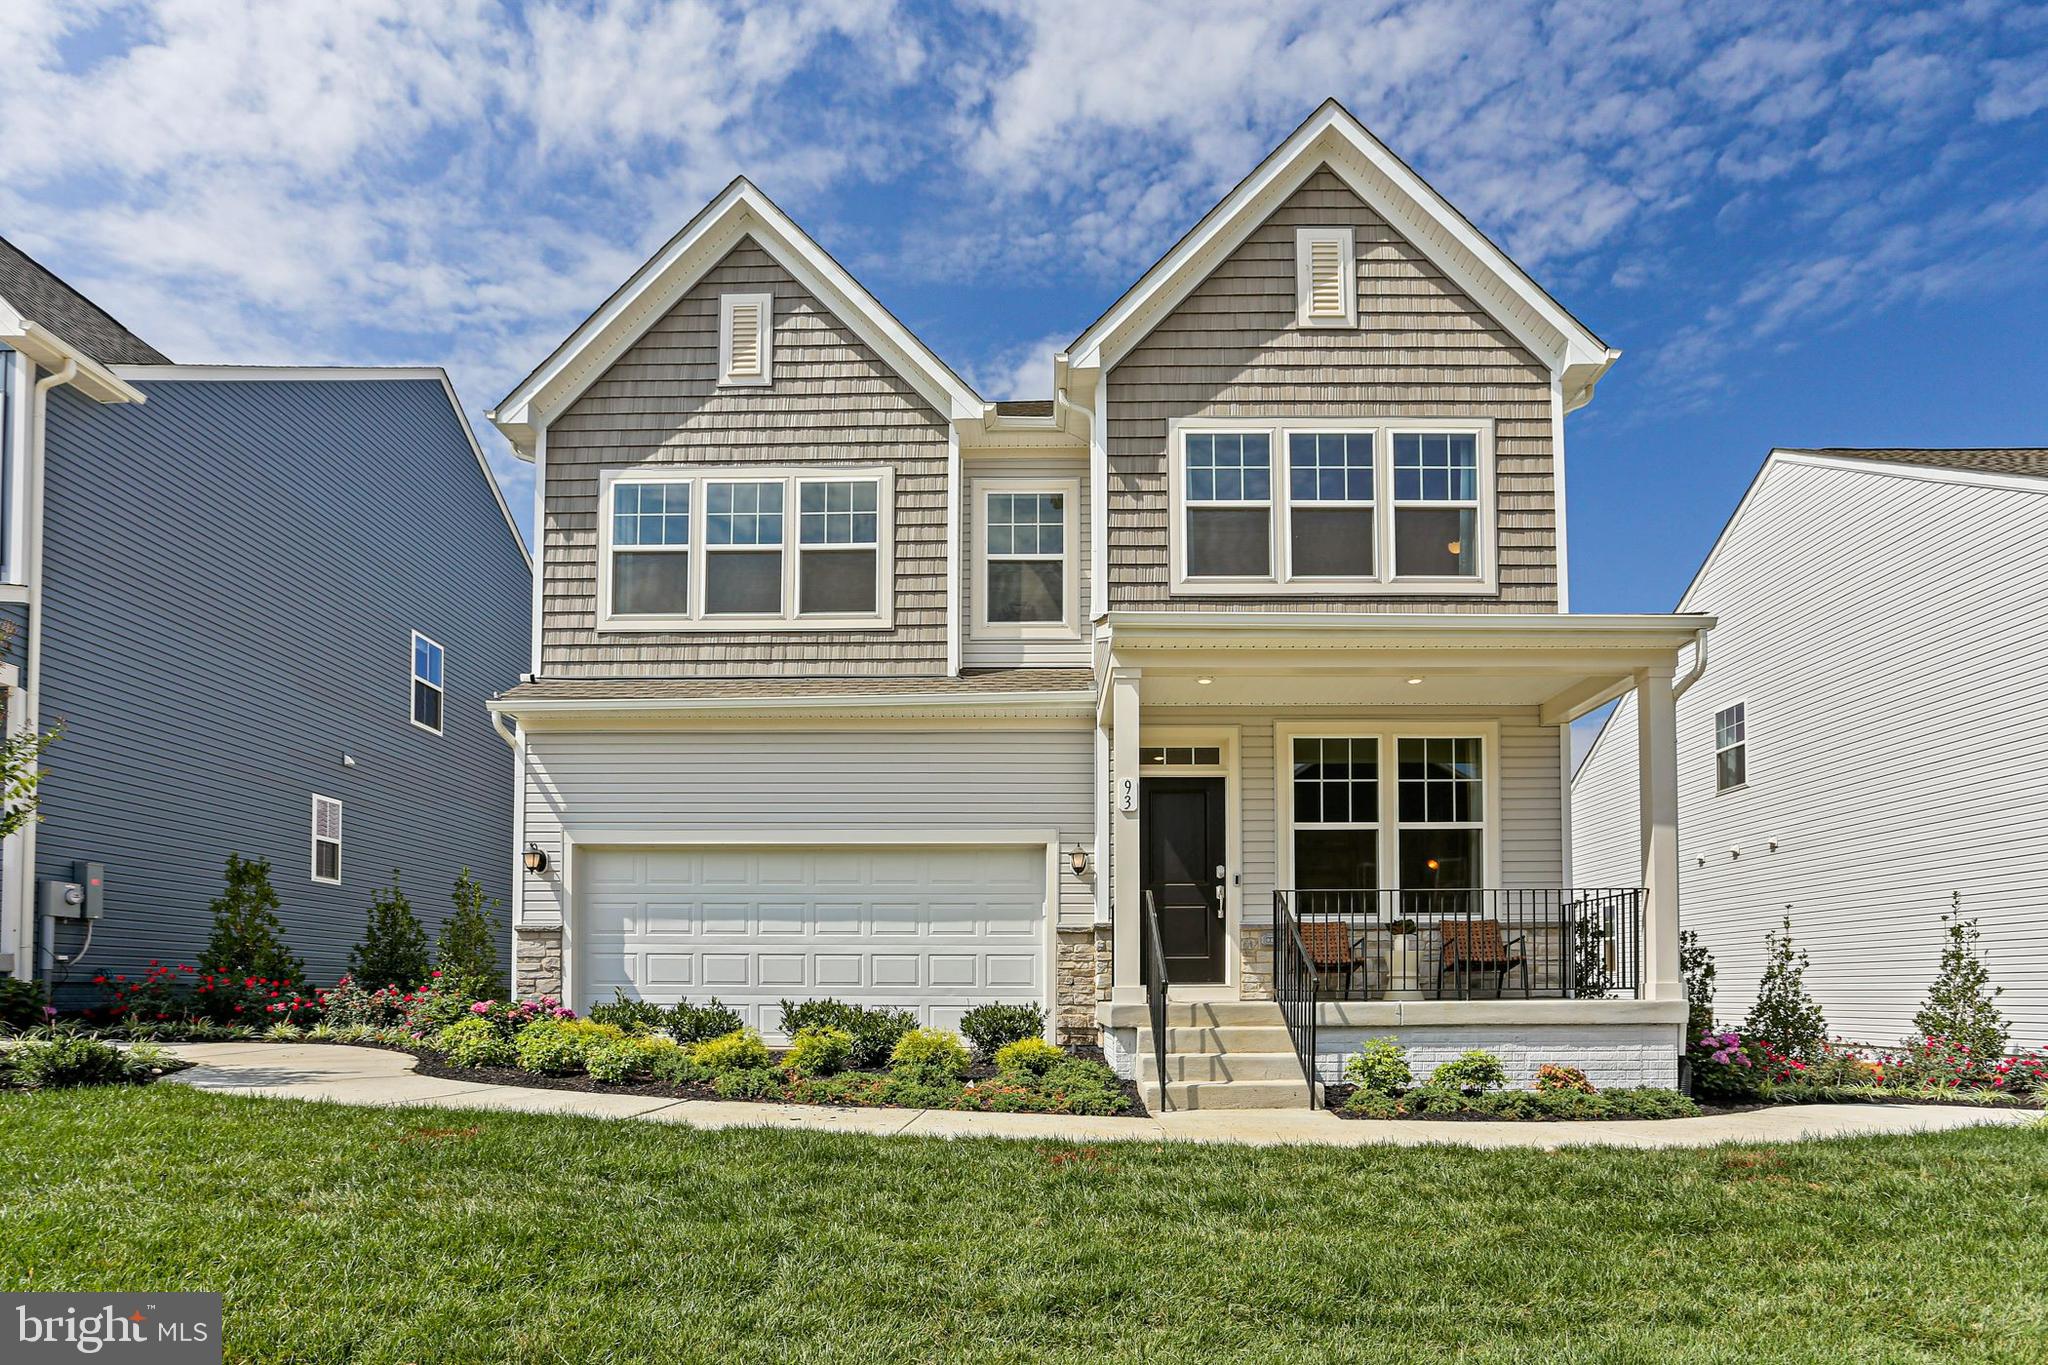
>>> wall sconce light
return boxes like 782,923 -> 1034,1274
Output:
523,843 -> 550,875
1068,845 -> 1090,877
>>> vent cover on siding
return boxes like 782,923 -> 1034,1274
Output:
719,292 -> 773,386
1295,227 -> 1356,328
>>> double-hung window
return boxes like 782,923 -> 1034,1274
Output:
311,795 -> 342,885
1290,737 -> 1379,893
1183,432 -> 1272,579
600,466 -> 891,629
1714,703 -> 1747,791
974,479 -> 1076,632
1172,419 -> 1492,593
1396,736 -> 1484,890
1283,729 -> 1493,897
410,632 -> 444,733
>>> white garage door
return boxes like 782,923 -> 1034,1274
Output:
578,845 -> 1047,1039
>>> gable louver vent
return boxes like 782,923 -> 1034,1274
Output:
1295,227 -> 1356,328
719,292 -> 773,385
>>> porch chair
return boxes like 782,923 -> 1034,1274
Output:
1436,919 -> 1531,999
1299,920 -> 1371,999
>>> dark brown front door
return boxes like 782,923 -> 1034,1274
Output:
1141,776 -> 1226,984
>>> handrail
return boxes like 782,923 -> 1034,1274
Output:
1142,889 -> 1171,1112
1272,890 -> 1319,1108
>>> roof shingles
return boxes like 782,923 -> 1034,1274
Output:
1789,447 -> 2048,479
0,236 -> 169,365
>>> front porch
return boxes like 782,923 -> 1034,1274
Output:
1086,611 -> 1712,1102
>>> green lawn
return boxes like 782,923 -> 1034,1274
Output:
3,1087 -> 2044,1362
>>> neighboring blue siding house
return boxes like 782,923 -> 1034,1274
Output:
1,237 -> 529,1003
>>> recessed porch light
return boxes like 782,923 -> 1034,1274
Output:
1406,676 -> 1424,685
1196,676 -> 1213,685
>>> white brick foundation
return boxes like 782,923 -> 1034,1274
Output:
1317,1023 -> 1681,1089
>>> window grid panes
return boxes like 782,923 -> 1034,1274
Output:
411,634 -> 443,732
1185,432 -> 1272,503
1293,737 -> 1379,826
1139,746 -> 1222,768
706,481 -> 784,547
1715,704 -> 1747,791
800,480 -> 879,546
985,492 -> 1065,557
1289,433 -> 1374,502
612,482 -> 691,547
1397,736 -> 1482,824
1393,433 -> 1479,502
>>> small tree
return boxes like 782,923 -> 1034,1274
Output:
1568,907 -> 1614,999
350,870 -> 431,990
1680,928 -> 1717,1045
1912,895 -> 2007,1061
436,867 -> 506,1000
199,853 -> 306,984
1743,913 -> 1827,1059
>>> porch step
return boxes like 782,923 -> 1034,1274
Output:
1104,1000 -> 1299,1029
1129,1000 -> 1317,1111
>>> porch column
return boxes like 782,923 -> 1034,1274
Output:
1634,664 -> 1681,1001
1109,666 -> 1144,1000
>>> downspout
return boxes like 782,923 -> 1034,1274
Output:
1671,626 -> 1709,700
22,359 -> 77,979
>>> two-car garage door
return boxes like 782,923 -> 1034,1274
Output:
578,845 -> 1048,1040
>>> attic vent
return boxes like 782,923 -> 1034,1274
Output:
1296,227 -> 1356,328
719,292 -> 773,386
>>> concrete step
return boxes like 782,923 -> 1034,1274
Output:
1139,1077 -> 1318,1111
1148,1024 -> 1296,1054
1137,1051 -> 1308,1083
1102,999 -> 1291,1029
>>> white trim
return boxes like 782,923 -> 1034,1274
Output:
1550,374 -> 1570,612
1,350 -> 28,586
1275,720 -> 1504,897
528,424 -> 547,672
557,828 -> 1061,1022
1136,724 -> 1242,988
1166,416 -> 1497,596
1088,373 -> 1108,622
410,630 -> 446,736
594,464 -> 894,632
1295,226 -> 1357,328
717,292 -> 773,387
491,179 -> 983,451
945,425 -> 962,675
970,475 -> 1082,640
310,793 -> 343,886
111,363 -> 532,570
1711,698 -> 1748,794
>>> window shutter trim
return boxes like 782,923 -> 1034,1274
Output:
1296,228 -> 1356,328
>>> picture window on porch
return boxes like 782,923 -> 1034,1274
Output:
1184,432 -> 1271,578
1397,736 -> 1483,890
1141,745 -> 1221,768
1291,736 -> 1378,891
1714,703 -> 1747,791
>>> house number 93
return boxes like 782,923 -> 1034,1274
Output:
1119,778 -> 1136,813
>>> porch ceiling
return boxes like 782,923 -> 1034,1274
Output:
1102,612 -> 1714,723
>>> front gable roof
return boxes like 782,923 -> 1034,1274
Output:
490,179 -> 984,456
1064,99 -> 1617,406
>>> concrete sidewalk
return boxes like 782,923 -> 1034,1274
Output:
162,1042 -> 2042,1150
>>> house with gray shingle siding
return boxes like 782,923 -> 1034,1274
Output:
0,241 -> 529,1002
489,100 -> 1710,1109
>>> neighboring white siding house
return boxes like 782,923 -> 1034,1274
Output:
1573,449 -> 2048,1049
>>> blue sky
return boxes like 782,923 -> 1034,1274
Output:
5,1 -> 2045,657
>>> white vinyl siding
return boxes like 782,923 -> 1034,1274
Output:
1572,455 -> 2048,1047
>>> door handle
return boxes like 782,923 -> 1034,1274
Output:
1214,865 -> 1227,918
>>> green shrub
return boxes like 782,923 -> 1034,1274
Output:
891,1028 -> 970,1080
515,1018 -> 597,1075
1024,1057 -> 1127,1115
1534,1064 -> 1596,1094
1912,901 -> 2009,1067
588,990 -> 668,1035
436,869 -> 507,1000
0,978 -> 49,1032
994,1037 -> 1065,1077
586,1036 -> 678,1084
1743,915 -> 1828,1060
435,1017 -> 517,1068
782,1026 -> 854,1078
3,1034 -> 133,1089
712,1067 -> 784,1100
1428,1050 -> 1508,1095
691,1029 -> 771,1074
778,999 -> 916,1069
198,853 -> 306,984
1343,1087 -> 1402,1118
664,999 -> 746,1045
648,1048 -> 713,1088
1680,928 -> 1717,1043
1391,1086 -> 1698,1121
876,1070 -> 963,1109
959,1004 -> 1046,1062
350,871 -> 432,990
1343,1038 -> 1412,1094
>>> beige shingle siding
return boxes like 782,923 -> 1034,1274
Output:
1106,167 -> 1558,613
541,237 -> 952,676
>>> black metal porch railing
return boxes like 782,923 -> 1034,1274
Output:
1273,889 -> 1644,1002
1141,889 -> 1170,1112
1272,890 -> 1320,1108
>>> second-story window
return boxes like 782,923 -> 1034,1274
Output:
1172,420 -> 1494,595
410,632 -> 444,733
600,466 -> 892,630
1714,703 -> 1747,791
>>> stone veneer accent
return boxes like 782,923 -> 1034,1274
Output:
513,927 -> 563,999
1239,927 -> 1275,1000
1055,928 -> 1113,1044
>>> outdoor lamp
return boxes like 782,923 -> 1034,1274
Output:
523,843 -> 550,875
1068,845 -> 1089,877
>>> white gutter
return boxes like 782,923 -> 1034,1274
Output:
489,688 -> 1096,717
1671,625 -> 1710,700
